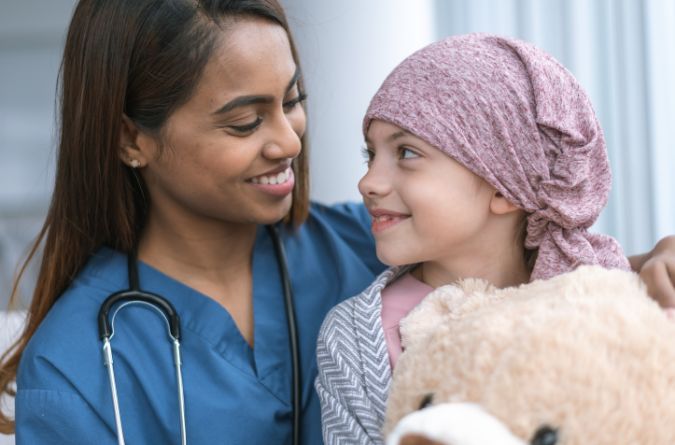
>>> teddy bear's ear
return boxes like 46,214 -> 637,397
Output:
400,278 -> 496,349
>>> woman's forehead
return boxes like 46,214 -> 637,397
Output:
193,19 -> 297,105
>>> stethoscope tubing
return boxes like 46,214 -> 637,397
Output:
102,338 -> 125,445
101,321 -> 187,445
98,254 -> 187,445
268,225 -> 301,445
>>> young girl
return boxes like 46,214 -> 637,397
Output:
315,33 -> 635,444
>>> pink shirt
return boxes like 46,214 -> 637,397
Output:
381,272 -> 433,369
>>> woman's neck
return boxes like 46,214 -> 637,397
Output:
137,212 -> 258,284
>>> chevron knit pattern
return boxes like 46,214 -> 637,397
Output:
316,267 -> 407,444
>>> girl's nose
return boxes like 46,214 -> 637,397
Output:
358,160 -> 392,198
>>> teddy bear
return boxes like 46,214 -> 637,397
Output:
384,265 -> 675,445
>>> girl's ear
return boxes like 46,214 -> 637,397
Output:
489,191 -> 520,215
119,114 -> 153,168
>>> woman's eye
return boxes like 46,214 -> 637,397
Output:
283,92 -> 307,112
399,147 -> 419,160
228,117 -> 263,134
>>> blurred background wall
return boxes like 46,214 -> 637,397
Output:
1,1 -> 75,310
0,0 -> 673,442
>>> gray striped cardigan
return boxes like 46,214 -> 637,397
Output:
315,267 -> 409,445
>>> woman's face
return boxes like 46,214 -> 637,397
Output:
137,17 -> 306,230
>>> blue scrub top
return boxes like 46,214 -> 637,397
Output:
16,202 -> 383,444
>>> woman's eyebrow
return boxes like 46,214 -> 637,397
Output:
212,96 -> 272,115
285,67 -> 301,94
212,67 -> 301,116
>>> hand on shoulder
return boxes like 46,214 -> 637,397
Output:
631,235 -> 675,309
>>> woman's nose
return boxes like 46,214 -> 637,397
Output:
263,109 -> 305,160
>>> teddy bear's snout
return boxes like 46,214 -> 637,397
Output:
386,402 -> 526,445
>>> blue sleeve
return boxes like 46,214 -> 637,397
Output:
312,201 -> 385,275
16,389 -> 116,445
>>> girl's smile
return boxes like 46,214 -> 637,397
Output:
368,208 -> 411,234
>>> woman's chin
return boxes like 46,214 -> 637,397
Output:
257,201 -> 293,225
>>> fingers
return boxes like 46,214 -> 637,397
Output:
640,259 -> 675,309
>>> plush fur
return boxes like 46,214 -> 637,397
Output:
385,266 -> 675,445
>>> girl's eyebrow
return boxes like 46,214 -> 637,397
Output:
211,67 -> 301,116
364,130 -> 409,145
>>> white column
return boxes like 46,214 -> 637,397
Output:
282,0 -> 437,203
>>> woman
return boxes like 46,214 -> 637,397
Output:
0,1 -> 381,443
0,1 -> 673,444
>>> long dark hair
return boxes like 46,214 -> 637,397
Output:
0,0 -> 309,432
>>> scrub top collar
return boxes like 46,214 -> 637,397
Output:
93,224 -> 293,401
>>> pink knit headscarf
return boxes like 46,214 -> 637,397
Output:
364,33 -> 629,281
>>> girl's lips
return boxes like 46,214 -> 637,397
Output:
248,167 -> 295,197
369,209 -> 410,234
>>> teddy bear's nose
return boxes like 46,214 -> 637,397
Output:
530,425 -> 558,445
398,433 -> 445,445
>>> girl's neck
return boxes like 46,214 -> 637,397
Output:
412,244 -> 530,289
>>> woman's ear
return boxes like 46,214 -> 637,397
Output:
489,191 -> 520,215
119,114 -> 152,169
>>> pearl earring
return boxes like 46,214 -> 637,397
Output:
130,159 -> 141,168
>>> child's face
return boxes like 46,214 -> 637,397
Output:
359,120 -> 495,267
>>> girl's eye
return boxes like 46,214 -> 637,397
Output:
228,117 -> 263,134
283,92 -> 308,112
399,147 -> 419,160
361,146 -> 374,165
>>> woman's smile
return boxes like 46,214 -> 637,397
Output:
248,165 -> 295,196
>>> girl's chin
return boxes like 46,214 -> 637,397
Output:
375,249 -> 412,268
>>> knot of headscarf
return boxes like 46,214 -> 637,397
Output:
364,33 -> 630,281
525,210 -> 627,280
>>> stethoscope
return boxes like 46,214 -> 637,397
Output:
97,225 -> 301,445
